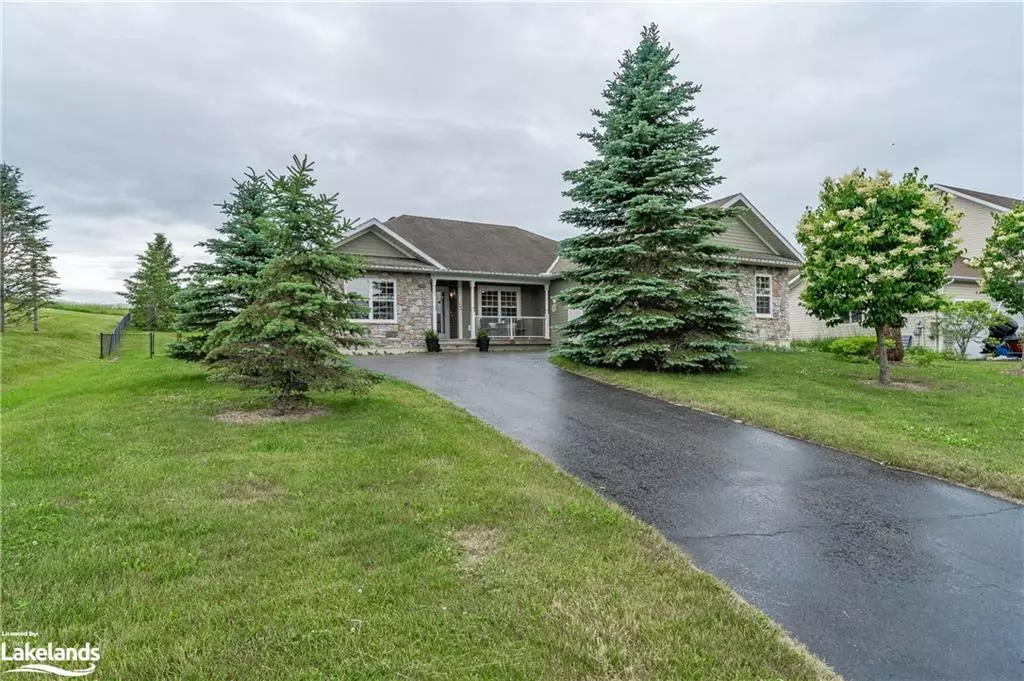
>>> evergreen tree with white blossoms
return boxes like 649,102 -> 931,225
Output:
797,169 -> 960,384
973,203 -> 1024,318
555,24 -> 744,372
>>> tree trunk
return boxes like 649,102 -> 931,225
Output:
876,325 -> 890,385
32,305 -> 38,332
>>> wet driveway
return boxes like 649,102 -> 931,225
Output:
355,351 -> 1023,681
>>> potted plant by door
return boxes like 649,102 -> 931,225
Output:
475,328 -> 490,352
425,329 -> 441,353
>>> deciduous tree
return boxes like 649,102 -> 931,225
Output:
973,203 -> 1024,317
797,169 -> 961,384
930,299 -> 1002,360
555,24 -> 744,372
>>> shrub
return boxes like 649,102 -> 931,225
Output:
828,336 -> 891,358
906,345 -> 942,367
791,338 -> 834,353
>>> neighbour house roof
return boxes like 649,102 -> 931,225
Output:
934,185 -> 1020,212
949,256 -> 981,281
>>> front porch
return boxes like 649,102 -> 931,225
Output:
431,277 -> 550,344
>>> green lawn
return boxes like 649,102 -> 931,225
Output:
553,351 -> 1024,501
1,311 -> 834,680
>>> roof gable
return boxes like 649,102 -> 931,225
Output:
384,214 -> 560,275
934,185 -> 1019,212
338,219 -> 443,271
705,194 -> 803,264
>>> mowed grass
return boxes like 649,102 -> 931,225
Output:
553,352 -> 1024,501
1,310 -> 834,680
1,308 -> 123,388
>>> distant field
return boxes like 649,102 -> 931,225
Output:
0,309 -> 834,680
50,301 -> 129,315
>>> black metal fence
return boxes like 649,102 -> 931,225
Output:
99,313 -> 132,358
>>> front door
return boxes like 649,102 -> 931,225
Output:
435,289 -> 450,338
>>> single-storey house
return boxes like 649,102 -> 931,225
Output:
339,194 -> 803,352
789,185 -> 1022,356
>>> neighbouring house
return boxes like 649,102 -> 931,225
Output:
789,184 -> 1023,356
339,194 -> 803,352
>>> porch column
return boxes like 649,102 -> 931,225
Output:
430,274 -> 437,334
543,282 -> 550,339
456,280 -> 464,340
469,280 -> 476,335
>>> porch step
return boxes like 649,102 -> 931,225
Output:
439,339 -> 550,353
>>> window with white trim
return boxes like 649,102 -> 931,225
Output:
479,287 -> 519,317
347,278 -> 396,322
755,275 -> 773,317
846,310 -> 864,324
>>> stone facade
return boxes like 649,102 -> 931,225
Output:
357,271 -> 433,352
723,265 -> 791,345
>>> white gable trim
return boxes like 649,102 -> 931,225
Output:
341,219 -> 447,270
543,255 -> 560,275
721,194 -> 804,263
735,213 -> 780,255
933,185 -> 1012,214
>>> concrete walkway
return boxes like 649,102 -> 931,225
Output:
355,351 -> 1023,681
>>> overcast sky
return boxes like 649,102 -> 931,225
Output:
4,2 -> 1022,302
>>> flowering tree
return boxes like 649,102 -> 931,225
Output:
797,169 -> 961,384
974,203 -> 1024,317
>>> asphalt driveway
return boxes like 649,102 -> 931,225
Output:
355,351 -> 1023,681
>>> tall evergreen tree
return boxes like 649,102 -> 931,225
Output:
555,24 -> 744,372
8,235 -> 61,331
0,164 -> 52,332
205,156 -> 374,412
169,170 -> 274,360
120,233 -> 182,330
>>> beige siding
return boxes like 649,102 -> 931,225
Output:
342,231 -> 411,259
548,279 -> 573,345
714,216 -> 776,254
789,278 -> 1004,353
951,196 -> 1001,260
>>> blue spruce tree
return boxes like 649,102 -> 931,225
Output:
556,24 -> 744,372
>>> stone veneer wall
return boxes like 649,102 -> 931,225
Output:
356,271 -> 433,352
723,265 -> 791,345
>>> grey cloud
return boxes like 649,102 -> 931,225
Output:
3,2 -> 1021,301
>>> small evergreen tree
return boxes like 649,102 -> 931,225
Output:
8,235 -> 61,331
205,156 -> 374,412
0,164 -> 51,332
169,170 -> 274,360
555,24 -> 745,372
120,233 -> 182,330
797,169 -> 961,384
973,203 -> 1024,317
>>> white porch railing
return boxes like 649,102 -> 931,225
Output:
474,316 -> 547,338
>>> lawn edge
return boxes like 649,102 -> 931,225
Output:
550,358 -> 1023,507
384,376 -> 842,680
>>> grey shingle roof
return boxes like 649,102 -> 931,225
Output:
360,255 -> 440,272
385,214 -> 559,275
938,185 -> 1020,210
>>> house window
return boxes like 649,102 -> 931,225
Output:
347,278 -> 396,322
846,310 -> 864,324
479,287 -> 519,317
755,275 -> 773,317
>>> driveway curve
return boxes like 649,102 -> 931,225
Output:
355,351 -> 1023,681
